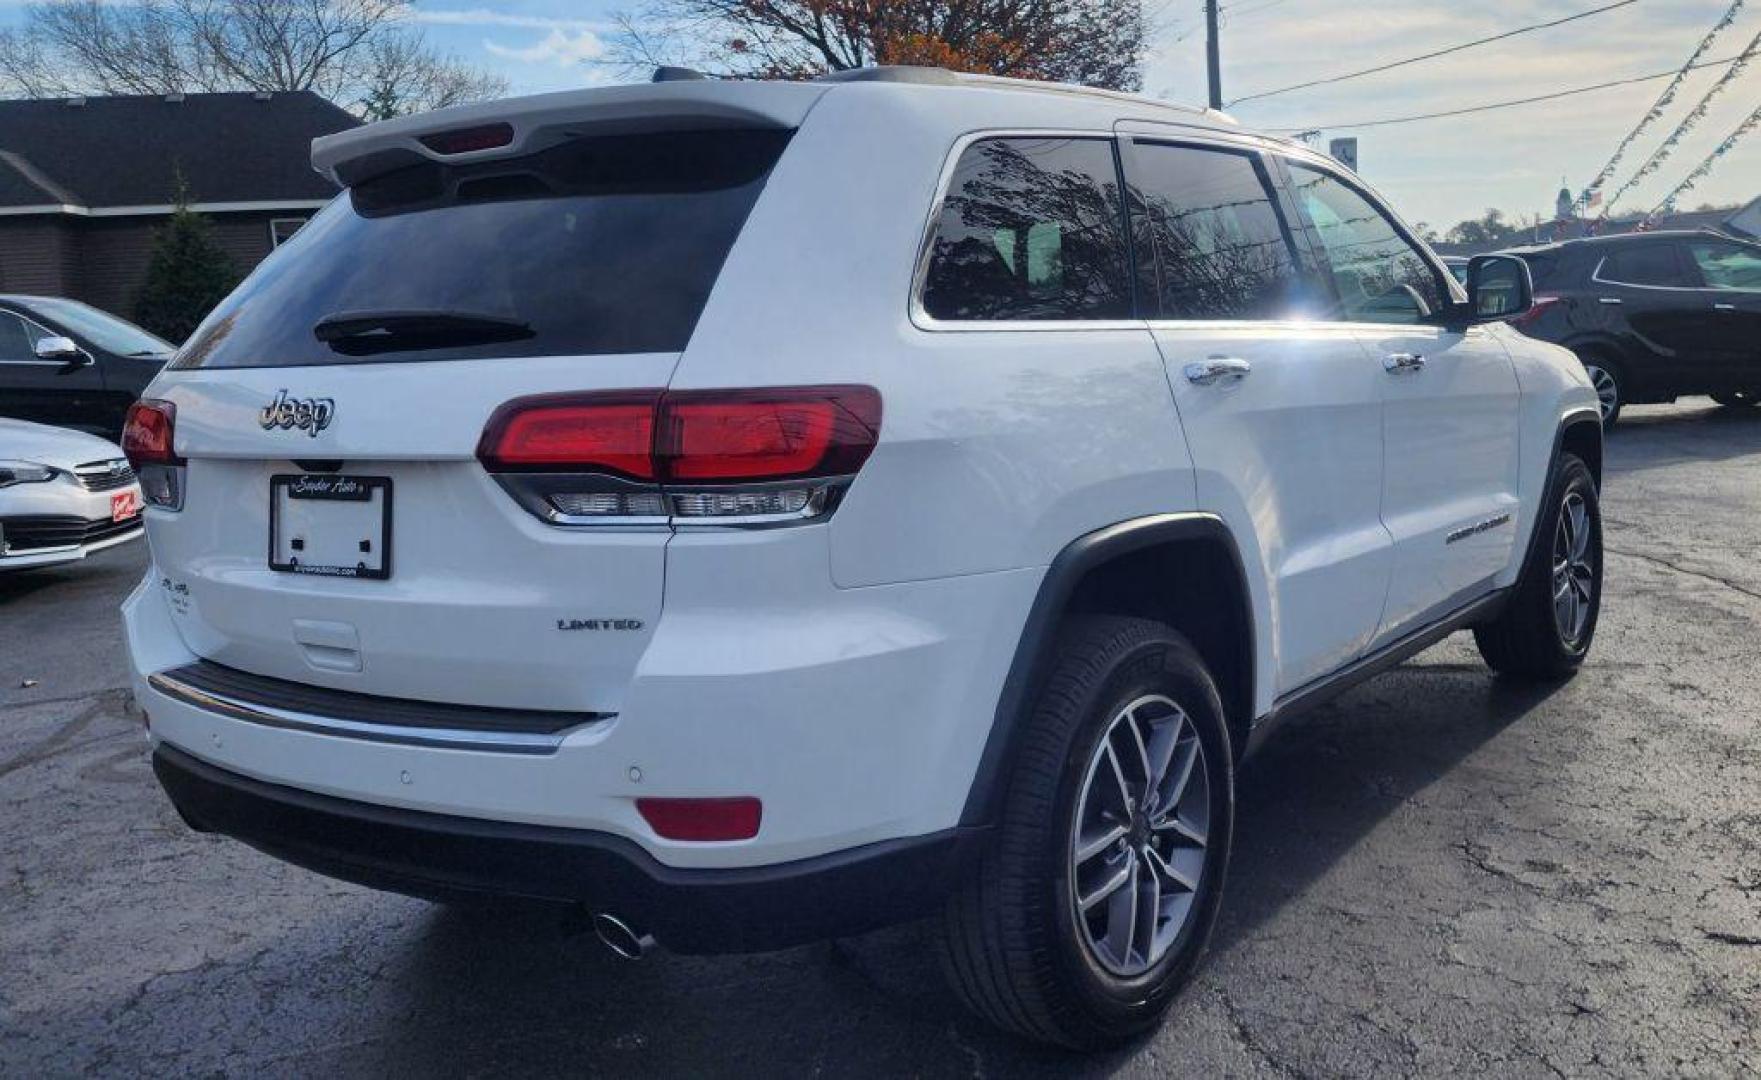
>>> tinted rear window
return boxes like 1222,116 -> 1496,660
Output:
1125,142 -> 1302,321
919,138 -> 1132,322
171,128 -> 790,369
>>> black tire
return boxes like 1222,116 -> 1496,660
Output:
1578,355 -> 1623,427
1711,390 -> 1761,408
1474,453 -> 1602,679
940,616 -> 1234,1048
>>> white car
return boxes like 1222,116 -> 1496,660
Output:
123,68 -> 1603,1048
0,418 -> 143,570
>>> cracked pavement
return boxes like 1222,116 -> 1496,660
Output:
3,401 -> 1759,1077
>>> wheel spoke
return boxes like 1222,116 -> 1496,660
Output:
1103,743 -> 1132,815
1569,500 -> 1590,561
1119,708 -> 1154,789
1100,858 -> 1139,963
1079,858 -> 1132,912
1136,850 -> 1162,959
1144,842 -> 1199,893
1158,735 -> 1200,813
1076,822 -> 1128,864
1153,812 -> 1207,847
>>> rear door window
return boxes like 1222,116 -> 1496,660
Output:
1686,239 -> 1761,290
920,137 -> 1133,322
1286,164 -> 1446,324
1123,141 -> 1303,320
172,128 -> 792,369
1597,244 -> 1690,288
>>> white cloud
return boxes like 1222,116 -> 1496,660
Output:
483,27 -> 606,67
399,6 -> 609,33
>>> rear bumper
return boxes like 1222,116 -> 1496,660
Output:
154,743 -> 987,953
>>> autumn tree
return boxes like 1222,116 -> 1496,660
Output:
0,0 -> 504,119
614,0 -> 1146,91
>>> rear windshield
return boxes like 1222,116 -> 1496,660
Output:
171,128 -> 791,369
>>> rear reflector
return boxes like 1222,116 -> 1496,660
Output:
418,122 -> 515,155
121,400 -> 182,467
636,797 -> 762,841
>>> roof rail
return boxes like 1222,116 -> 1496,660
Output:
816,65 -> 961,85
652,66 -> 709,83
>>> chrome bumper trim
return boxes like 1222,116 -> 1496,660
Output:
145,671 -> 606,756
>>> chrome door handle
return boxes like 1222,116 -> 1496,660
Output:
1598,297 -> 1623,305
1183,357 -> 1252,385
1383,352 -> 1426,373
1714,303 -> 1737,311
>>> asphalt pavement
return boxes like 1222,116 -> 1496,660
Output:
2,401 -> 1758,1078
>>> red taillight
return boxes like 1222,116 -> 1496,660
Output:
478,392 -> 660,480
636,797 -> 762,841
121,399 -> 182,467
418,122 -> 514,155
660,387 -> 881,481
477,386 -> 881,484
1509,293 -> 1562,330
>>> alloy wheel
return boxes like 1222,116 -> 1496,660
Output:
1069,694 -> 1210,978
1552,490 -> 1595,646
1585,365 -> 1618,423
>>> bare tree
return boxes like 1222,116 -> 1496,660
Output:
0,0 -> 505,117
613,0 -> 1146,91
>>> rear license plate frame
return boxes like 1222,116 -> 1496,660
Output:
268,474 -> 393,580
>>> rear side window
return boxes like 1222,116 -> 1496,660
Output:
1687,239 -> 1761,290
172,128 -> 791,369
1124,142 -> 1302,320
1517,253 -> 1560,288
920,138 -> 1132,322
1597,244 -> 1687,288
1286,165 -> 1445,324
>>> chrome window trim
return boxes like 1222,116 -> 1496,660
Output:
908,128 -> 1135,333
146,670 -> 608,756
1590,253 -> 1728,292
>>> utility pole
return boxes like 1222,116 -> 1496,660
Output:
1205,0 -> 1222,109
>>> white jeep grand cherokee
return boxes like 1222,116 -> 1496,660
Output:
123,67 -> 1603,1048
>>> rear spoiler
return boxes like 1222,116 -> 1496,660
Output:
311,81 -> 829,187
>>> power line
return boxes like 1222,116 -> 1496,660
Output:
1271,51 -> 1748,132
1575,0 -> 1746,210
1227,0 -> 1638,106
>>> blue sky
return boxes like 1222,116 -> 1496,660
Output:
11,1 -> 1761,228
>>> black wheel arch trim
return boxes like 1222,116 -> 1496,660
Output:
957,512 -> 1254,828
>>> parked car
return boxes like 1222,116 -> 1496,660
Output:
0,418 -> 143,570
1499,230 -> 1761,424
0,295 -> 174,438
123,68 -> 1603,1049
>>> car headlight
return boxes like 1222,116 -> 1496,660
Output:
0,460 -> 57,488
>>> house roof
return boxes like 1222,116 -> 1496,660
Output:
0,91 -> 359,216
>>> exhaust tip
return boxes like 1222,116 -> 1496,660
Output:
593,912 -> 654,960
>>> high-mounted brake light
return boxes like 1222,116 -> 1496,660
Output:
418,122 -> 515,155
477,386 -> 882,526
636,797 -> 762,842
121,399 -> 186,510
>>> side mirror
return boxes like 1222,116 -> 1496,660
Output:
1464,254 -> 1533,323
34,335 -> 85,363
